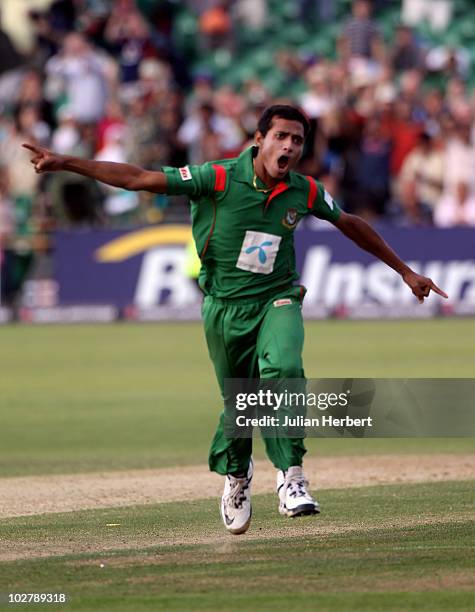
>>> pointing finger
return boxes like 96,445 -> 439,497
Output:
22,143 -> 41,154
430,281 -> 448,299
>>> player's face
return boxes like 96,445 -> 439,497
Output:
256,117 -> 305,180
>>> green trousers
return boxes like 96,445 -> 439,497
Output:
203,286 -> 307,475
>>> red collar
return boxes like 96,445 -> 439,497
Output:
266,182 -> 289,206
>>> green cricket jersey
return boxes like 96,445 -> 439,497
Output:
162,146 -> 341,298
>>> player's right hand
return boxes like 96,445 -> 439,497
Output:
402,270 -> 448,304
22,143 -> 65,173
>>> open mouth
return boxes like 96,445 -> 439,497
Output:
277,155 -> 289,170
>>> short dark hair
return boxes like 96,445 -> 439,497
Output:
257,105 -> 310,139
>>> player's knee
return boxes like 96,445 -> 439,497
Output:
279,362 -> 303,378
262,357 -> 303,379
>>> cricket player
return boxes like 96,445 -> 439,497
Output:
23,105 -> 447,535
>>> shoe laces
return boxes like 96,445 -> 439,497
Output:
286,474 -> 310,499
226,476 -> 250,509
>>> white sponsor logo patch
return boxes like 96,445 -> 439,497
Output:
273,298 -> 292,307
179,166 -> 192,181
324,189 -> 334,210
236,230 -> 281,275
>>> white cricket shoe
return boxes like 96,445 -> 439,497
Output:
277,465 -> 320,517
220,459 -> 253,535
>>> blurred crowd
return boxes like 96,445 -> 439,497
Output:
1,0 -> 475,300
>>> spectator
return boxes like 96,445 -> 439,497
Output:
339,0 -> 383,61
16,69 -> 54,127
178,90 -> 243,164
0,19 -> 25,110
154,101 -> 186,168
421,89 -> 445,138
242,78 -> 270,109
138,58 -> 171,103
47,110 -> 102,226
434,119 -> 475,227
233,0 -> 267,30
0,166 -> 14,249
381,98 -> 423,177
0,18 -> 24,76
298,0 -> 336,24
300,64 -> 336,121
124,91 -> 163,169
299,64 -> 338,175
96,98 -> 126,153
198,0 -> 233,52
95,124 -> 139,223
355,115 -> 392,218
45,32 -> 115,123
0,114 -> 40,204
274,49 -> 305,91
328,61 -> 352,105
391,26 -> 425,73
185,70 -> 215,116
402,0 -> 453,33
178,102 -> 226,165
426,46 -> 471,82
338,107 -> 365,214
51,106 -> 80,154
212,86 -> 246,154
0,112 -> 38,303
27,9 -> 62,68
15,104 -> 50,147
399,69 -> 426,120
312,107 -> 347,180
104,3 -> 160,86
47,0 -> 78,33
445,77 -> 470,118
0,166 -> 16,304
6,0 -> 475,236
398,132 -> 444,224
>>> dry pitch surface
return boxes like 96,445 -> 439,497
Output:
3,454 -> 473,520
1,453 -> 473,561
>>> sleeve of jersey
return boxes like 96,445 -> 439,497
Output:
161,163 -> 215,198
310,181 -> 342,223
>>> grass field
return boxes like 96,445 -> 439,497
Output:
0,319 -> 474,610
0,319 -> 473,477
1,481 -> 473,611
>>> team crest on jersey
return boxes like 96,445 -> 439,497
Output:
179,166 -> 192,181
282,208 -> 298,229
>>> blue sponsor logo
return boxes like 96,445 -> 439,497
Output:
245,241 -> 273,264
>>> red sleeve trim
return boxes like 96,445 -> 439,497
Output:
306,176 -> 318,209
212,164 -> 227,191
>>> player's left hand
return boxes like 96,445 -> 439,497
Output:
402,270 -> 448,304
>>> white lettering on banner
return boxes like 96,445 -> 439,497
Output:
366,263 -> 399,305
444,262 -> 475,301
324,263 -> 364,307
300,246 -> 331,302
300,246 -> 475,306
134,247 -> 199,307
132,245 -> 475,307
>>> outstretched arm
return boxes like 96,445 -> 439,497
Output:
22,143 -> 167,193
334,212 -> 448,303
